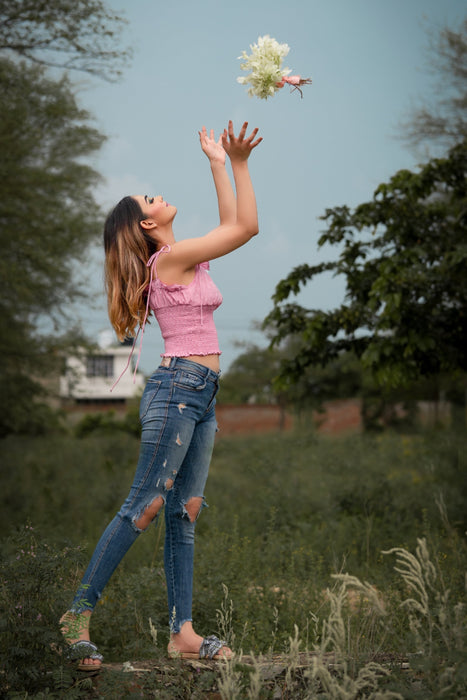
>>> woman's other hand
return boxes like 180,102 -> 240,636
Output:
222,120 -> 262,162
199,126 -> 226,165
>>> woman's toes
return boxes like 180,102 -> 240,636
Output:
80,657 -> 101,667
216,646 -> 233,659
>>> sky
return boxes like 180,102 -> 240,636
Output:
75,0 -> 466,374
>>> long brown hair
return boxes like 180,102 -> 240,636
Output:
103,196 -> 158,341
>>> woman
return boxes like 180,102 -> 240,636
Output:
60,120 -> 262,668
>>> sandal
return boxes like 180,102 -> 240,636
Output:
66,639 -> 103,671
169,634 -> 231,660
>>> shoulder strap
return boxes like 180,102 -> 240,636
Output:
147,244 -> 171,281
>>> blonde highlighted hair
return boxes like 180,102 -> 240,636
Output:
103,196 -> 158,341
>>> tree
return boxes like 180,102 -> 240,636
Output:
0,58 -> 105,435
0,60 -> 104,318
0,0 -> 130,80
0,1 -> 130,435
264,139 -> 467,389
400,16 -> 467,152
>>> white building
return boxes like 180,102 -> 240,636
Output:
60,342 -> 145,403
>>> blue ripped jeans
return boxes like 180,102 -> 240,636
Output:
70,358 -> 219,633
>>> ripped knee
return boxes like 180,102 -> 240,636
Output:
134,495 -> 164,530
184,496 -> 204,523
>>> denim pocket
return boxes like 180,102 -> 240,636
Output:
139,380 -> 162,420
174,370 -> 207,391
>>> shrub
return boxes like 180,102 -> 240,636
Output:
0,524 -> 90,697
74,404 -> 141,438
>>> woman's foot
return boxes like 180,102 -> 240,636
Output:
59,611 -> 102,669
168,621 -> 232,660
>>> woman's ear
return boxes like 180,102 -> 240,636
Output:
140,218 -> 157,231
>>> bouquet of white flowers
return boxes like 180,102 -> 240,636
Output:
237,35 -> 311,100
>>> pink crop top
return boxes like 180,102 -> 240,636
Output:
147,245 -> 223,357
111,245 -> 222,390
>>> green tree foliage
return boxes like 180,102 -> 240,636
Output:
264,140 -> 467,388
400,16 -> 467,152
219,343 -> 283,404
0,58 -> 105,435
0,1 -> 130,436
0,0 -> 130,80
0,60 -> 104,321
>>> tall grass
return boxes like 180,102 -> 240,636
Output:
1,427 -> 466,697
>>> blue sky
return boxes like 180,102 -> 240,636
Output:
77,0 -> 466,373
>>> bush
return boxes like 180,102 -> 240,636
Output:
74,405 -> 141,438
0,524 -> 92,697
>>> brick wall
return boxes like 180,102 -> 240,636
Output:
312,398 -> 363,435
216,399 -> 363,437
216,404 -> 293,436
62,398 -> 364,436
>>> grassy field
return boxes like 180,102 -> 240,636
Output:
1,427 -> 466,697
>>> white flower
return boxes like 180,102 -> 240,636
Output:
237,35 -> 291,100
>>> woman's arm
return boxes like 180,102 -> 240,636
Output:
199,126 -> 236,225
223,120 -> 261,236
163,121 -> 262,272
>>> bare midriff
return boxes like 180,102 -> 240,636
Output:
180,354 -> 220,373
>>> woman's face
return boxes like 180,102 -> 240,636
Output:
133,195 -> 177,226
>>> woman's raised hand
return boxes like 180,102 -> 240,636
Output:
199,126 -> 226,165
222,120 -> 262,162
